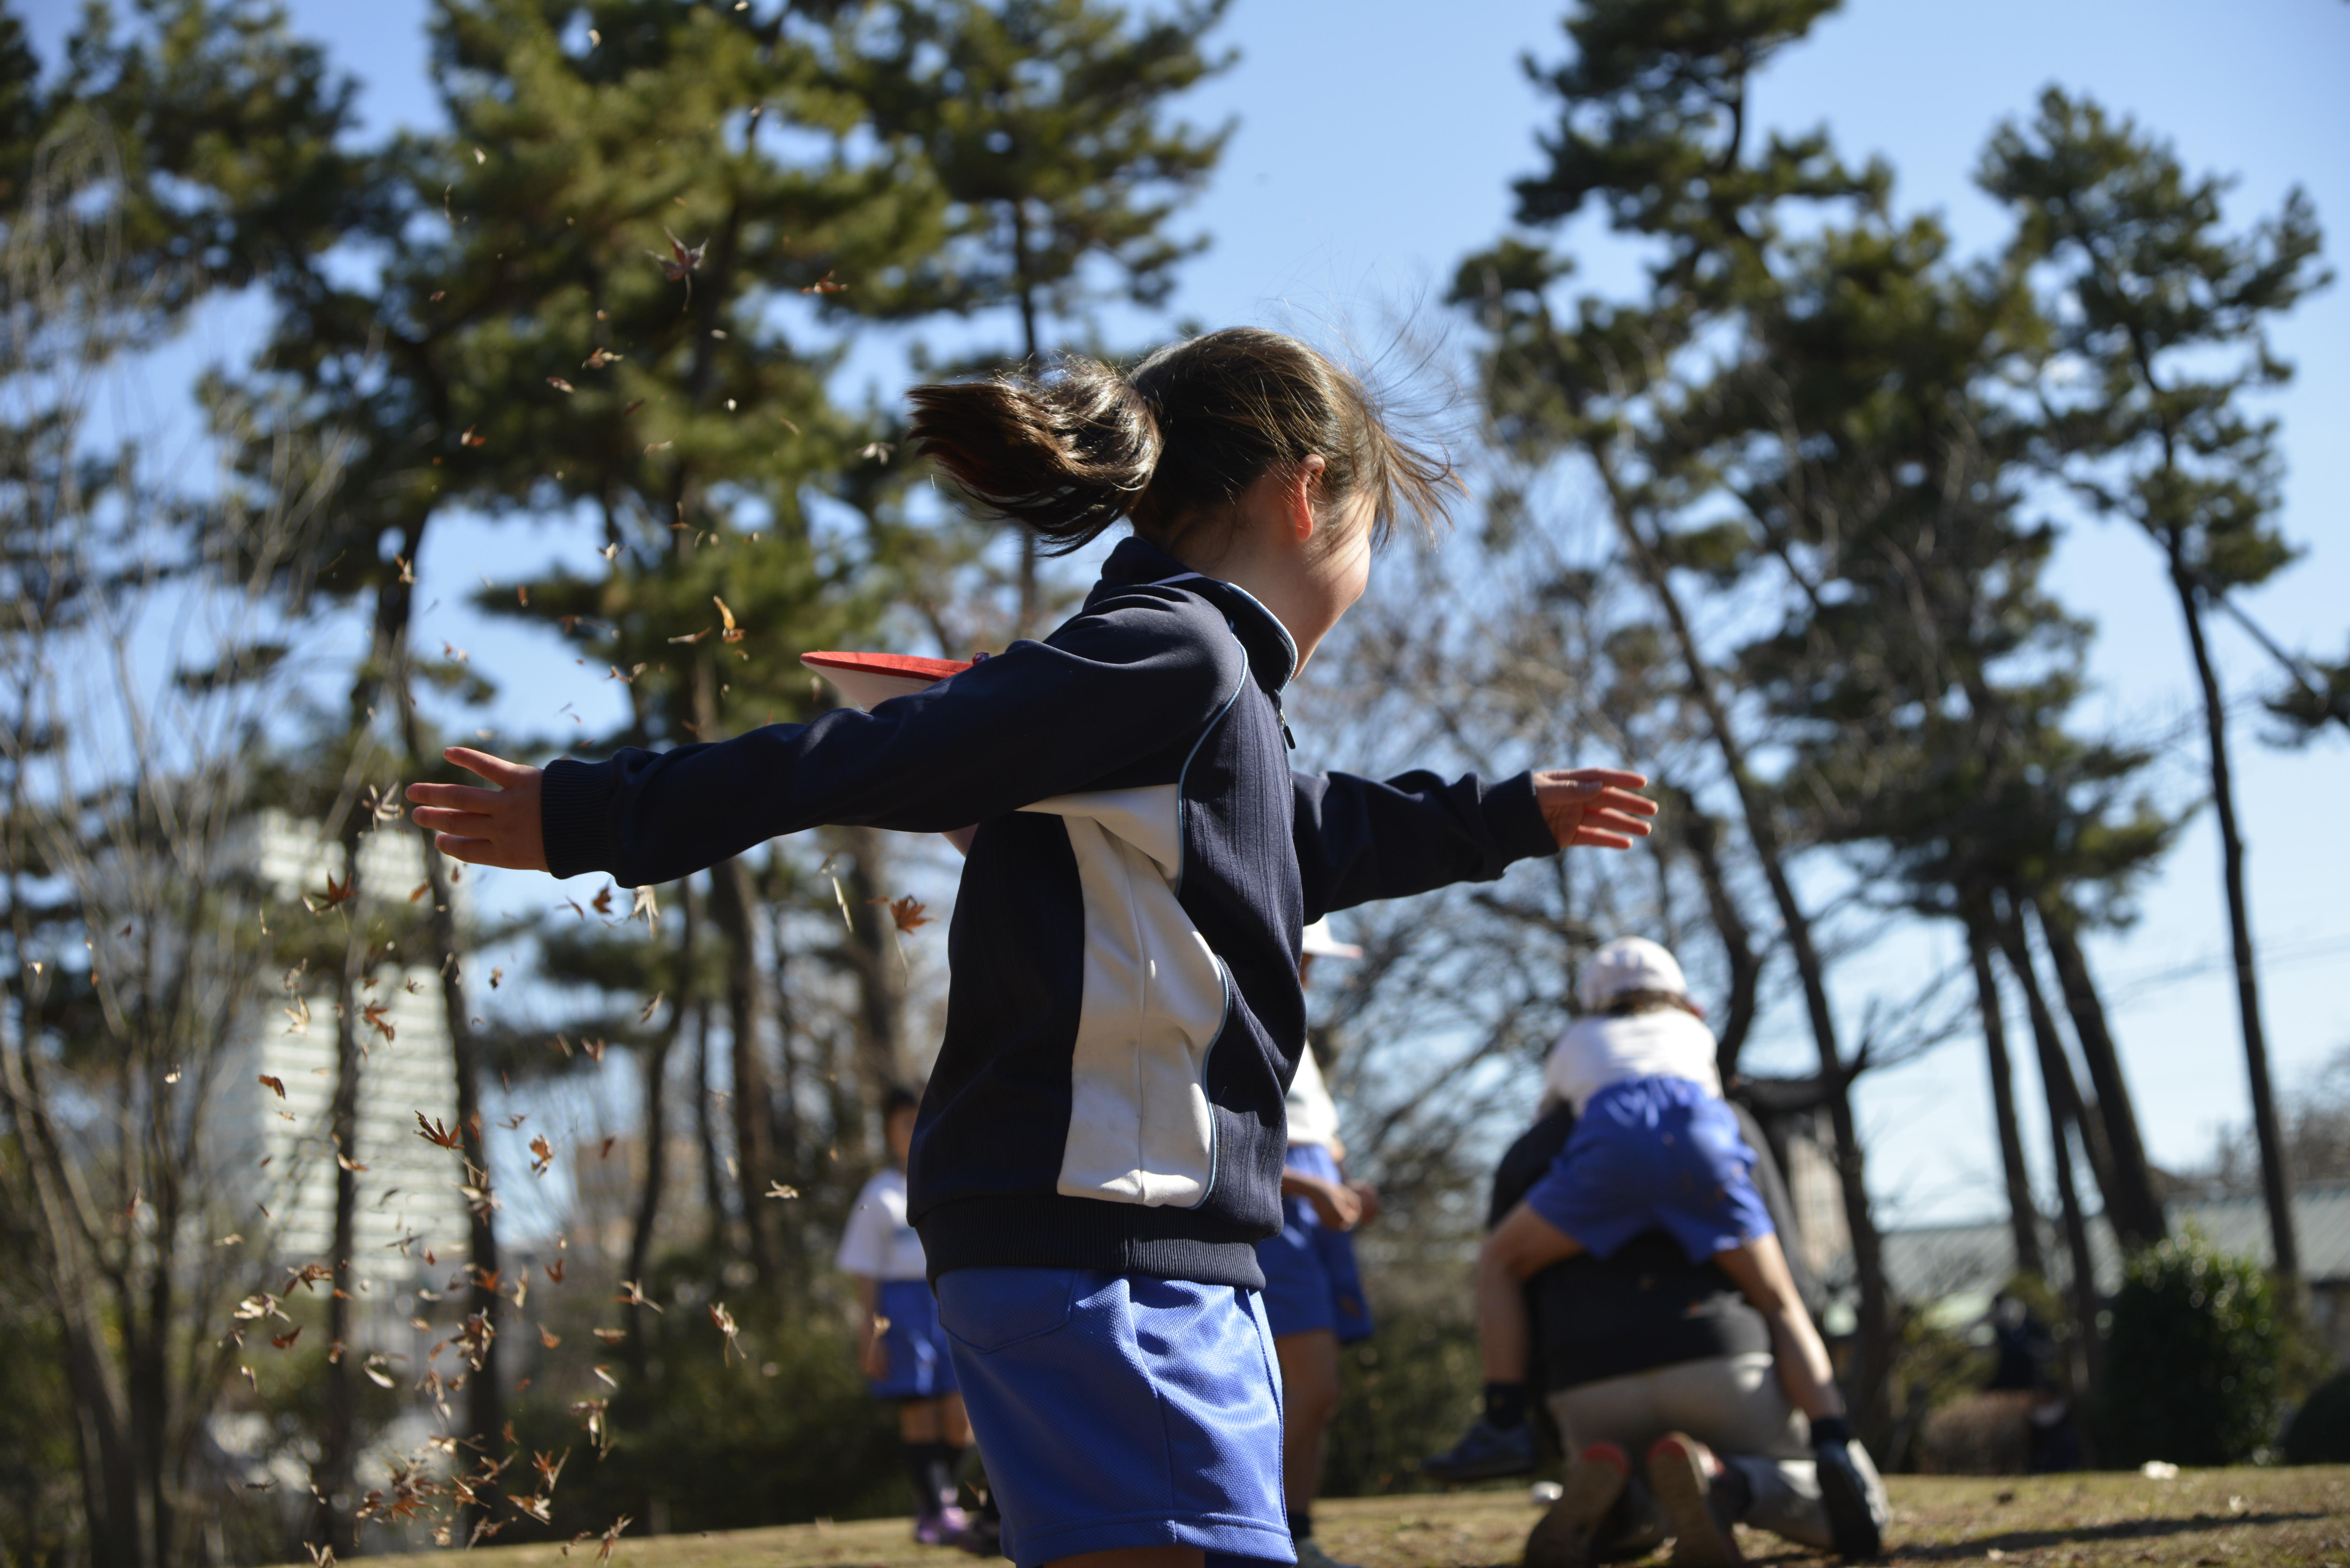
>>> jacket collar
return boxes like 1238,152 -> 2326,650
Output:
1097,535 -> 1298,691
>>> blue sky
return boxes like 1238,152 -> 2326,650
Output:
21,0 -> 2350,1228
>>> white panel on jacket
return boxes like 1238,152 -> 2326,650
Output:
1022,785 -> 1226,1207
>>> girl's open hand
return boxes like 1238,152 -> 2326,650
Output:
1532,768 -> 1657,850
405,747 -> 550,871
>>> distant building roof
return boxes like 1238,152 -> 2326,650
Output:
1878,1184 -> 2350,1305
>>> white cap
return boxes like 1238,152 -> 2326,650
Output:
1300,917 -> 1361,960
1577,936 -> 1688,1013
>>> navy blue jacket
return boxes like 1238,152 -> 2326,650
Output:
540,537 -> 1559,1287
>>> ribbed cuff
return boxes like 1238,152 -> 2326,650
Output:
1490,771 -> 1562,862
539,757 -> 619,881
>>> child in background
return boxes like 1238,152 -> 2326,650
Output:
1425,938 -> 1880,1557
1258,919 -> 1379,1568
838,1085 -> 970,1546
406,326 -> 1658,1568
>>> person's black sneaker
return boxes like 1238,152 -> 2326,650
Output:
1421,1417 -> 1538,1482
1813,1436 -> 1887,1560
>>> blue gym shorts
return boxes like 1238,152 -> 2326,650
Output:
934,1267 -> 1293,1568
867,1277 -> 959,1400
1255,1144 -> 1375,1344
1525,1075 -> 1774,1265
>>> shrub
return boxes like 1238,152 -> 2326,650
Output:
2282,1368 -> 2350,1464
2101,1229 -> 2281,1466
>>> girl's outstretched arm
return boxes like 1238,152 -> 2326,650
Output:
1292,766 -> 1656,918
408,747 -> 549,870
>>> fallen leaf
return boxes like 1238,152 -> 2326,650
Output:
765,1181 -> 799,1200
584,348 -> 623,370
801,269 -> 846,294
714,596 -> 742,643
259,1074 -> 286,1099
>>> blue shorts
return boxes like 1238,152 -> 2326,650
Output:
868,1277 -> 960,1400
934,1267 -> 1292,1568
1524,1076 -> 1773,1265
1256,1144 -> 1375,1344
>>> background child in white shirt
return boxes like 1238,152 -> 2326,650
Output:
837,1086 -> 970,1545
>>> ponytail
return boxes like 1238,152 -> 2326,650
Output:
907,358 -> 1161,556
910,328 -> 1457,556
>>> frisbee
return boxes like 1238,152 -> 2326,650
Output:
801,650 -> 973,712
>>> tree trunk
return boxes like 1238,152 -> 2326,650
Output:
2166,542 -> 2296,1285
0,1031 -> 141,1568
1995,906 -> 2104,1419
626,888 -> 695,1382
1965,913 -> 2044,1279
395,660 -> 503,1523
313,835 -> 367,1560
691,988 -> 725,1238
1664,783 -> 1761,1079
840,829 -> 909,1138
1599,467 -> 1893,1440
2031,897 -> 2168,1249
708,857 -> 779,1276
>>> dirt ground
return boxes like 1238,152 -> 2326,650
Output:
418,1466 -> 2350,1568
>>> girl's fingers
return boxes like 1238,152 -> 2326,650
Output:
1581,807 -> 1654,836
1572,827 -> 1637,849
443,745 -> 532,786
406,782 -> 505,811
1580,786 -> 1658,816
412,806 -> 493,833
1552,767 -> 1650,789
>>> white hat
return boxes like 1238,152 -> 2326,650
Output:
1577,936 -> 1688,1013
1300,917 -> 1361,960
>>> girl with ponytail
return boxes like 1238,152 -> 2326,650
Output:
409,328 -> 1658,1568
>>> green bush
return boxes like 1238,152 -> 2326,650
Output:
1321,1297 -> 1485,1496
2102,1229 -> 2282,1466
2282,1368 -> 2350,1464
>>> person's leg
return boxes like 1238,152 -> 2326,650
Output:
1425,1204 -> 1588,1481
1477,1202 -> 1589,1385
1708,1236 -> 1844,1422
1272,1331 -> 1340,1540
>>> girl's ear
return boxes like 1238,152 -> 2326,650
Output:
1290,454 -> 1328,541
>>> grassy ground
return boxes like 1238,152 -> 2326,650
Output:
417,1467 -> 2350,1568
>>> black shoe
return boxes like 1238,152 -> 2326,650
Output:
1813,1438 -> 1887,1560
1421,1417 -> 1538,1482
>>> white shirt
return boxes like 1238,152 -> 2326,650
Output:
1285,1047 -> 1342,1150
834,1167 -> 929,1282
1543,1008 -> 1722,1115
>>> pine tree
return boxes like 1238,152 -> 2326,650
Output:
1456,0 -> 1903,1436
835,0 -> 1232,629
1981,89 -> 2331,1287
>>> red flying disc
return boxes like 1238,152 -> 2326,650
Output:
801,650 -> 974,711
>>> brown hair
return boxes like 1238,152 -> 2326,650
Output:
906,328 -> 1455,557
1605,989 -> 1691,1018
